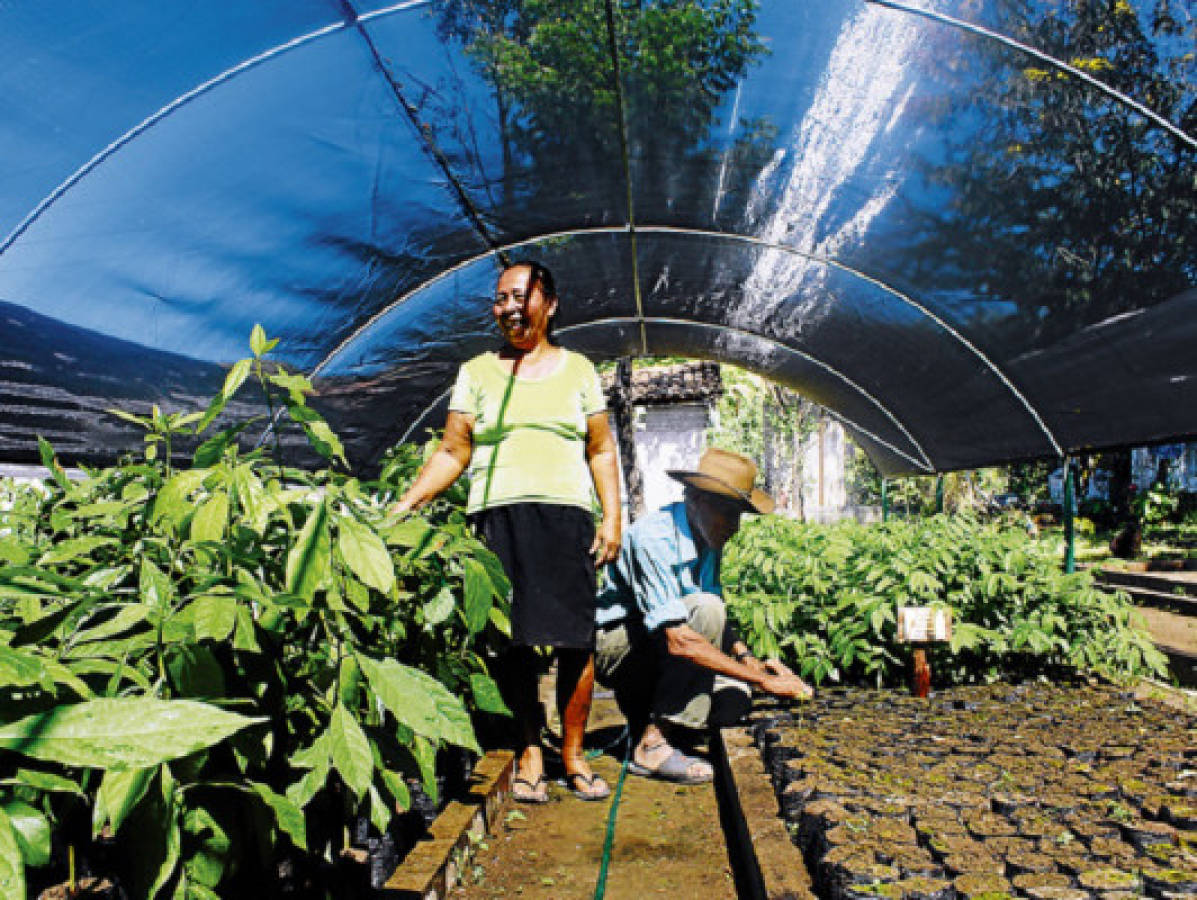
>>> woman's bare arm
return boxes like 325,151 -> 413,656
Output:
585,410 -> 621,565
392,411 -> 474,513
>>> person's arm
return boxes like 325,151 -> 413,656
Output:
727,640 -> 795,678
585,410 -> 621,565
662,624 -> 813,700
392,411 -> 474,514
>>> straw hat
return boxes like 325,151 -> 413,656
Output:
667,448 -> 775,515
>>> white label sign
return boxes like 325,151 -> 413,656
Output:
897,606 -> 952,643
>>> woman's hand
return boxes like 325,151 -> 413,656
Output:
382,498 -> 413,527
590,517 -> 621,567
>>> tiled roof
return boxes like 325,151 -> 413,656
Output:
602,361 -> 723,406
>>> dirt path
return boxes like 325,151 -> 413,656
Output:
449,689 -> 736,900
1136,604 -> 1197,653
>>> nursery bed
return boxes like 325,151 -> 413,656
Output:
747,682 -> 1197,900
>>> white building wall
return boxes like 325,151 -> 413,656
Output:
799,419 -> 848,523
634,404 -> 710,514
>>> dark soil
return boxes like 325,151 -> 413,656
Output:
751,682 -> 1197,900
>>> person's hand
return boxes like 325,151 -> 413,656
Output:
590,517 -> 621,567
380,498 -> 414,528
760,672 -> 814,701
762,658 -> 794,678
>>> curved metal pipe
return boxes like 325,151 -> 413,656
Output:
311,224 -> 1063,458
0,0 -> 434,258
866,0 -> 1195,149
394,315 -> 935,473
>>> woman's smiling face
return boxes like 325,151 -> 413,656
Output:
493,264 -> 557,351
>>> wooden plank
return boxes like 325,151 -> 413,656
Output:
380,749 -> 515,899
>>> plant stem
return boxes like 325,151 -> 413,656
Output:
256,358 -> 286,484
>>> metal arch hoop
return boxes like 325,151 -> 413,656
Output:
395,316 -> 934,474
866,0 -> 1196,150
309,225 -> 1064,458
0,1 -> 435,259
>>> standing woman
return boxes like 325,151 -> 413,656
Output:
393,261 -> 621,802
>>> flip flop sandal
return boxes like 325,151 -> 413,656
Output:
511,772 -> 550,804
564,772 -> 611,801
626,748 -> 713,785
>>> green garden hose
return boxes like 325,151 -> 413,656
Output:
592,732 -> 632,900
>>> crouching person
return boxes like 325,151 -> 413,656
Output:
595,448 -> 813,784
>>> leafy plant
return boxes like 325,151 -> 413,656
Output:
0,328 -> 509,898
723,515 -> 1167,689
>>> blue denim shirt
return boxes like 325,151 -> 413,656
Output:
596,501 -> 722,632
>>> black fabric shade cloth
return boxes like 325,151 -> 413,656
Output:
0,0 -> 1193,477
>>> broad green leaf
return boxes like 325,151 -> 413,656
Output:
344,577 -> 370,613
127,767 -> 181,900
422,587 -> 455,626
3,770 -> 82,796
489,604 -> 511,637
66,658 -> 150,692
233,606 -> 261,653
292,412 -> 347,467
0,698 -> 264,770
37,535 -> 115,567
411,735 -> 438,801
140,558 -> 174,617
382,518 -> 433,549
41,659 -> 94,699
191,595 -> 237,643
286,501 -> 330,600
94,767 -> 154,837
196,359 -> 252,435
0,808 -> 26,899
286,736 -> 330,809
357,655 -> 479,753
151,469 -> 208,527
329,705 -> 373,800
367,784 -> 392,833
0,539 -> 30,566
2,801 -> 50,868
73,604 -> 148,645
470,672 -> 511,716
165,645 -> 225,698
190,493 -> 229,542
246,782 -> 306,851
380,768 -> 411,812
336,515 -> 395,594
266,371 -> 312,405
182,806 -> 230,889
192,420 -> 254,467
0,646 -> 50,690
249,323 -> 269,357
462,558 -> 493,634
474,546 -> 511,599
37,435 -> 71,491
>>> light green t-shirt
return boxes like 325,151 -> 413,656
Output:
448,349 -> 606,514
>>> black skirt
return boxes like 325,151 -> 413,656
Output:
469,503 -> 597,649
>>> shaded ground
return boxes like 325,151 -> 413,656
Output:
449,687 -> 736,900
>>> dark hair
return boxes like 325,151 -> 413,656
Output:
502,260 -> 557,301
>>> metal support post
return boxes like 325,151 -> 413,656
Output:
1063,456 -> 1076,573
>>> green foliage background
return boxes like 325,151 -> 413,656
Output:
724,514 -> 1167,688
